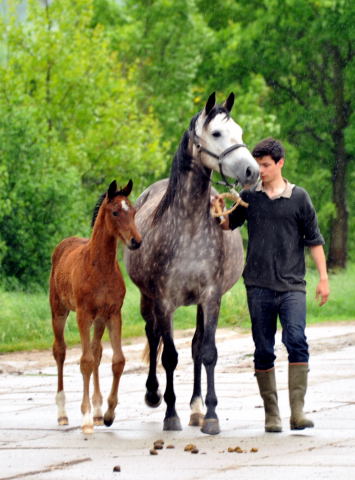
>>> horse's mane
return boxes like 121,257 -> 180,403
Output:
91,193 -> 106,228
153,105 -> 230,223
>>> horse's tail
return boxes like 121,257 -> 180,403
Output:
141,338 -> 163,365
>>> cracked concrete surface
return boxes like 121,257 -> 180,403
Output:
0,322 -> 355,479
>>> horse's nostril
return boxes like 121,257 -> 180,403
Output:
246,167 -> 252,178
129,238 -> 141,250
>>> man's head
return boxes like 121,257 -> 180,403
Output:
252,138 -> 285,185
252,138 -> 285,163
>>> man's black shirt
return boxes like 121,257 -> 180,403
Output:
229,183 -> 324,292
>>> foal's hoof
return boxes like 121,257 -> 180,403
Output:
103,413 -> 115,427
163,416 -> 182,431
94,416 -> 104,426
82,424 -> 94,435
189,412 -> 204,427
57,416 -> 69,426
201,418 -> 220,435
145,390 -> 162,408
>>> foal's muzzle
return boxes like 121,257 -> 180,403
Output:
128,238 -> 142,250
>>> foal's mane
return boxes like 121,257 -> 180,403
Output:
91,193 -> 106,228
153,105 -> 230,223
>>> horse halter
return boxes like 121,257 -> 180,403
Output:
192,132 -> 247,188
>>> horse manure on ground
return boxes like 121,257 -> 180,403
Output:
113,465 -> 121,472
184,443 -> 197,452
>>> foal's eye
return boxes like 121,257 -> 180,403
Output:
112,211 -> 119,217
212,131 -> 221,138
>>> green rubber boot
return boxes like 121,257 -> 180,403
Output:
255,369 -> 282,433
289,363 -> 314,430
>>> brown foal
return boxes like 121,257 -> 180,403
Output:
49,180 -> 141,434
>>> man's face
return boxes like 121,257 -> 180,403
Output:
256,155 -> 284,184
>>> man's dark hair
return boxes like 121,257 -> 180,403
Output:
252,138 -> 285,163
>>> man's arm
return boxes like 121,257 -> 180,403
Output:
309,245 -> 330,306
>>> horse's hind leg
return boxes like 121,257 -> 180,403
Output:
142,295 -> 162,408
51,301 -> 69,426
189,304 -> 205,427
104,312 -> 125,427
91,320 -> 105,426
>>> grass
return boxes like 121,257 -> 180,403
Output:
0,262 -> 354,353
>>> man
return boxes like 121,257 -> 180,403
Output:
227,138 -> 329,432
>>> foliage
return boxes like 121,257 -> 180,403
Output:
0,0 -> 166,288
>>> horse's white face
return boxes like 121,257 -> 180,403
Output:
193,93 -> 259,187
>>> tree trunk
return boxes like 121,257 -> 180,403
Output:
327,46 -> 349,270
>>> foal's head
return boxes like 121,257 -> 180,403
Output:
93,180 -> 142,250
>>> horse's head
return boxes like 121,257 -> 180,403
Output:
192,92 -> 259,187
105,180 -> 142,250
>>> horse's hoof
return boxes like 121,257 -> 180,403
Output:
145,390 -> 162,408
57,416 -> 69,426
82,424 -> 94,435
94,416 -> 104,426
163,416 -> 182,431
103,413 -> 115,427
201,418 -> 220,435
189,412 -> 204,427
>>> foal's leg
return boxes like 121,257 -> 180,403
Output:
142,294 -> 162,408
91,320 -> 105,426
189,304 -> 205,427
200,298 -> 221,435
104,312 -> 125,427
77,310 -> 95,434
51,298 -> 69,426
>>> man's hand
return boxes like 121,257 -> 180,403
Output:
315,278 -> 330,306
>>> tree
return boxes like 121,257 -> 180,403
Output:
0,0 -> 167,287
204,0 -> 354,268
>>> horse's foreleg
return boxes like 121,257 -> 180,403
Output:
78,312 -> 94,434
142,295 -> 162,408
104,313 -> 125,427
200,300 -> 221,435
91,321 -> 105,426
51,304 -> 69,426
189,304 -> 205,427
161,332 -> 182,431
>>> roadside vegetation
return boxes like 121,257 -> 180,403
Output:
1,263 -> 354,353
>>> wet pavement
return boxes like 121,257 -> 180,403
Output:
0,322 -> 355,480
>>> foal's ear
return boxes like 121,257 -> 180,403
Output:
107,180 -> 117,201
118,179 -> 133,197
223,92 -> 235,113
204,92 -> 216,116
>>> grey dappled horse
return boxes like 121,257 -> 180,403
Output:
124,93 -> 259,435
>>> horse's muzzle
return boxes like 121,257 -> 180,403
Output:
128,238 -> 142,250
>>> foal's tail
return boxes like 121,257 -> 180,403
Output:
142,338 -> 163,365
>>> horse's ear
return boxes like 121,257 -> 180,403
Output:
119,179 -> 133,197
223,92 -> 235,113
204,92 -> 216,116
107,180 -> 117,201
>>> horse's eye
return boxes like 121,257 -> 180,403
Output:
212,131 -> 221,138
112,211 -> 119,217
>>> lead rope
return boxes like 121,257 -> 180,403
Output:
210,189 -> 249,225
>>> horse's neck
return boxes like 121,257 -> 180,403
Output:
89,215 -> 118,269
171,164 -> 211,217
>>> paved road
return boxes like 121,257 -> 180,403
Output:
1,322 -> 355,480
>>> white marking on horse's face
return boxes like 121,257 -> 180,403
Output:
121,200 -> 129,212
195,111 -> 259,186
